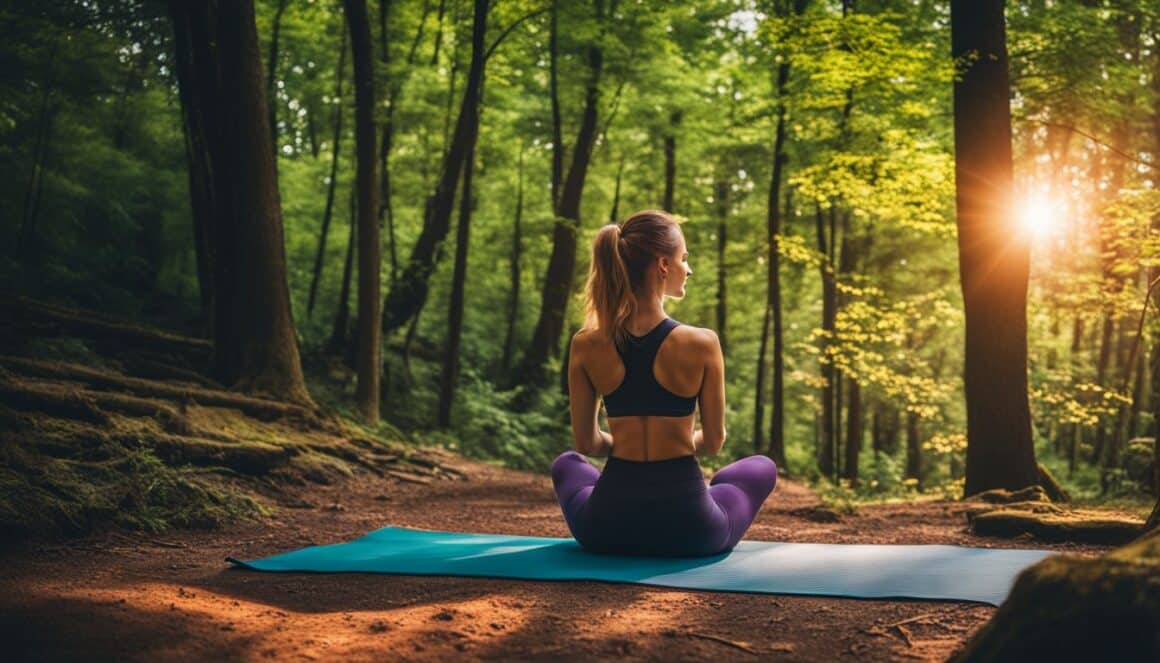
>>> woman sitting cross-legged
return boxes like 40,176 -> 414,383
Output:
551,209 -> 778,558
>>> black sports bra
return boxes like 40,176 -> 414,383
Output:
602,317 -> 698,417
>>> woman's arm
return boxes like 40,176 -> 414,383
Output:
693,329 -> 727,455
567,332 -> 613,457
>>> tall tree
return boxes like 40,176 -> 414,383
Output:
306,26 -> 347,318
951,0 -> 1038,494
380,0 -> 489,337
344,0 -> 381,423
501,147 -> 526,374
170,0 -> 312,405
662,110 -> 680,212
521,0 -> 607,385
815,203 -> 838,478
765,0 -> 809,470
169,3 -> 214,316
437,0 -> 490,428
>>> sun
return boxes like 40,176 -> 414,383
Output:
1016,192 -> 1061,237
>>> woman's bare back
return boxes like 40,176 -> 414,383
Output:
572,321 -> 720,461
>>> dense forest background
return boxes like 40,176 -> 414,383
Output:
2,0 -> 1157,504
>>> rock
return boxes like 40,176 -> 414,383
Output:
948,527 -> 1160,662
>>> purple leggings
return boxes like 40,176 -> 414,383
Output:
551,450 -> 777,557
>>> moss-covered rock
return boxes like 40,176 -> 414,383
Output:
948,527 -> 1160,662
970,509 -> 1143,545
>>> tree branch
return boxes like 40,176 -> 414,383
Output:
483,7 -> 549,63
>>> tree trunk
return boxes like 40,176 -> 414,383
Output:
18,81 -> 54,273
609,154 -> 624,222
951,0 -> 1038,495
380,0 -> 489,337
437,80 -> 483,427
307,28 -> 347,317
306,101 -> 320,158
501,148 -> 525,374
266,0 -> 290,153
329,192 -> 357,354
521,0 -> 605,385
549,0 -> 563,209
344,0 -> 382,424
844,378 -> 862,486
754,302 -> 771,453
175,0 -> 312,405
662,110 -> 680,212
1091,313 -> 1115,469
906,409 -> 921,485
766,51 -> 792,470
873,401 -> 900,456
815,203 -> 837,479
169,3 -> 215,318
431,0 -> 448,66
714,178 -> 728,352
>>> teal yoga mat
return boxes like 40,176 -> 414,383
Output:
228,526 -> 1056,606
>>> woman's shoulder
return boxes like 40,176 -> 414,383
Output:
671,321 -> 721,350
570,326 -> 605,355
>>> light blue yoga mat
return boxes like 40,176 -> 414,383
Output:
228,526 -> 1057,606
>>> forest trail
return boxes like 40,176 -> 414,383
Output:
1,448 -> 1121,662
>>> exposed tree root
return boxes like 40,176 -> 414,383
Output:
117,355 -> 220,388
2,297 -> 211,357
0,356 -> 319,425
1036,464 -> 1071,503
0,377 -> 178,422
138,433 -> 295,475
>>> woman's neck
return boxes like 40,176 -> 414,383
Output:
627,293 -> 666,336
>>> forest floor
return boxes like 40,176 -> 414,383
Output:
1,448 -> 1133,663
0,297 -> 1147,662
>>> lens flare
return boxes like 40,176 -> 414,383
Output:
1017,193 -> 1061,237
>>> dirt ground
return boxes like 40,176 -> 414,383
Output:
0,451 -> 1124,662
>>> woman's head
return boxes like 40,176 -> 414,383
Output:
584,210 -> 691,343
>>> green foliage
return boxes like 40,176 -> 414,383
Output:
1,0 -> 1156,504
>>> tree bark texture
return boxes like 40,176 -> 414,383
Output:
951,0 -> 1038,494
344,0 -> 382,423
172,0 -> 311,405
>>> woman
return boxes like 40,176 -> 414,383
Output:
551,209 -> 778,557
